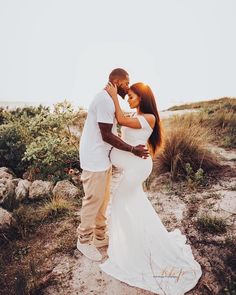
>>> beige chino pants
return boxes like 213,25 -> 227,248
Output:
77,167 -> 112,243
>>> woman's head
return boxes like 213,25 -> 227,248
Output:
128,83 -> 163,156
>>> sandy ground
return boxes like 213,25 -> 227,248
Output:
41,146 -> 236,295
43,170 -> 156,295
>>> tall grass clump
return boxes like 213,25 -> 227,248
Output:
40,195 -> 75,218
155,115 -> 221,180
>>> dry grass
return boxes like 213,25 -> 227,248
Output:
210,110 -> 236,129
167,97 -> 236,111
155,117 -> 221,180
196,213 -> 228,234
40,195 -> 75,218
166,98 -> 236,148
12,196 -> 76,241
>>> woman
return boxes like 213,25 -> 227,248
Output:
99,82 -> 202,295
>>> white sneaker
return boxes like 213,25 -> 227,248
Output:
76,239 -> 102,261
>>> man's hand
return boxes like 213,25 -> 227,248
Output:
98,123 -> 149,158
104,82 -> 117,99
132,145 -> 149,158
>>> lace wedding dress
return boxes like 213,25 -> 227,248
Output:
99,114 -> 202,295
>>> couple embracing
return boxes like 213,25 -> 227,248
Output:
77,68 -> 202,295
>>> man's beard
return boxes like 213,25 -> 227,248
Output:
117,86 -> 127,99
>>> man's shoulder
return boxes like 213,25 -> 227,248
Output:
94,90 -> 110,101
93,90 -> 114,108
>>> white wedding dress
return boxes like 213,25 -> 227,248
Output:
99,114 -> 202,295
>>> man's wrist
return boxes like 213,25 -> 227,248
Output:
130,146 -> 134,153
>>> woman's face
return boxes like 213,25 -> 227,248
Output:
127,89 -> 141,109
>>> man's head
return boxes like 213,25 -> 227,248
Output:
109,68 -> 130,99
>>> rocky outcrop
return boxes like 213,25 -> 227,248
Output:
0,178 -> 16,211
0,167 -> 15,180
0,207 -> 16,232
15,179 -> 31,202
12,178 -> 22,186
53,180 -> 81,199
29,180 -> 54,200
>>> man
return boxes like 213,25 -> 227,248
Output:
77,68 -> 149,261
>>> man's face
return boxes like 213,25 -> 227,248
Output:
116,75 -> 130,99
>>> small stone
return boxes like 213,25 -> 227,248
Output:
53,180 -> 81,199
0,207 -> 16,231
29,180 -> 53,200
15,179 -> 31,202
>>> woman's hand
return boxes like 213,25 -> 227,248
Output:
105,82 -> 118,100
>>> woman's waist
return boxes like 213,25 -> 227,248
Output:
110,147 -> 152,165
120,138 -> 148,147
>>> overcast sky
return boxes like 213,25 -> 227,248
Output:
0,0 -> 235,111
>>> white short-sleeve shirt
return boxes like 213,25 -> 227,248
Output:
79,90 -> 117,172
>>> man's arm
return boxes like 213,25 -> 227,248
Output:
98,122 -> 149,158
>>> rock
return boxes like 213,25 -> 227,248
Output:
219,191 -> 236,214
29,180 -> 53,200
0,178 -> 16,211
71,175 -> 82,186
12,178 -> 22,186
15,179 -> 31,202
0,207 -> 16,232
22,171 -> 30,180
0,167 -> 16,176
53,180 -> 81,199
22,170 -> 33,181
0,168 -> 14,180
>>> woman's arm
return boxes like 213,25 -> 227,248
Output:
105,83 -> 142,129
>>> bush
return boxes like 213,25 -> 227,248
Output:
73,108 -> 87,132
0,101 -> 81,180
22,101 -> 81,181
0,124 -> 29,176
185,163 -> 206,188
8,104 -> 50,120
23,134 -> 80,181
0,107 -> 6,125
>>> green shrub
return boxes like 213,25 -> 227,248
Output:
0,101 -> 81,180
0,107 -> 6,125
0,124 -> 29,176
23,134 -> 80,181
185,163 -> 205,188
22,101 -> 80,181
8,105 -> 50,120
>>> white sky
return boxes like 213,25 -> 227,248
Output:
0,0 -> 235,111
